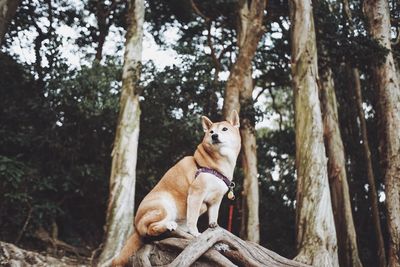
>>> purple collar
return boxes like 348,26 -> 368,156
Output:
194,166 -> 235,189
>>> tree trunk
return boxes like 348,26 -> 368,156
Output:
319,66 -> 363,267
351,65 -> 387,267
222,0 -> 265,117
289,0 -> 339,266
129,227 -> 311,267
236,0 -> 261,243
95,22 -> 108,62
239,66 -> 260,243
341,2 -> 386,266
0,0 -> 20,45
364,1 -> 400,266
222,0 -> 264,243
98,0 -> 144,265
94,1 -> 110,62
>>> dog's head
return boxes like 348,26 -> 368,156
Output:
201,110 -> 241,156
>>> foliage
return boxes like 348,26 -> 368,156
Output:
0,54 -> 121,247
257,127 -> 297,257
313,0 -> 389,70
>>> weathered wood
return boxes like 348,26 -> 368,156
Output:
168,227 -> 225,266
158,238 -> 235,267
130,227 -> 310,267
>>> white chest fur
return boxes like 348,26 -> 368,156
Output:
201,173 -> 229,205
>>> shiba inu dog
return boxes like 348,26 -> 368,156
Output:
111,110 -> 241,266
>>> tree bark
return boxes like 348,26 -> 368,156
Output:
289,0 -> 339,266
98,0 -> 144,265
0,0 -> 20,45
319,66 -> 363,267
129,227 -> 311,267
236,0 -> 261,243
364,1 -> 400,266
239,106 -> 260,243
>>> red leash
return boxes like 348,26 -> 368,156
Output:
227,204 -> 234,232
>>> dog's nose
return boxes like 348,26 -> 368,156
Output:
211,134 -> 219,140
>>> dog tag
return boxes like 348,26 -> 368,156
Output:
227,190 -> 235,200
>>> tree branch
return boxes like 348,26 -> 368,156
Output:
158,238 -> 236,267
268,86 -> 284,132
15,204 -> 32,244
190,0 -> 210,21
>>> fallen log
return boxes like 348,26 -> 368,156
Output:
128,227 -> 310,267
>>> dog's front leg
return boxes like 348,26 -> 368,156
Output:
208,197 -> 223,228
186,186 -> 206,237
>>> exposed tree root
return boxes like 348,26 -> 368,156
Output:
0,241 -> 89,266
34,226 -> 91,257
129,227 -> 310,267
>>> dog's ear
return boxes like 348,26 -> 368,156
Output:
229,110 -> 240,128
201,116 -> 213,132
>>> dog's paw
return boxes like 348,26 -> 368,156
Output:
166,221 -> 178,231
214,242 -> 229,252
209,222 -> 218,228
188,229 -> 200,237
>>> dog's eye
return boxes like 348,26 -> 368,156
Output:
210,130 -> 214,134
222,127 -> 228,131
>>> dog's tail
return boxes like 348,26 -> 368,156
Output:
111,230 -> 143,267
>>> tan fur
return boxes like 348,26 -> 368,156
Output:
111,111 -> 241,266
111,230 -> 142,266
